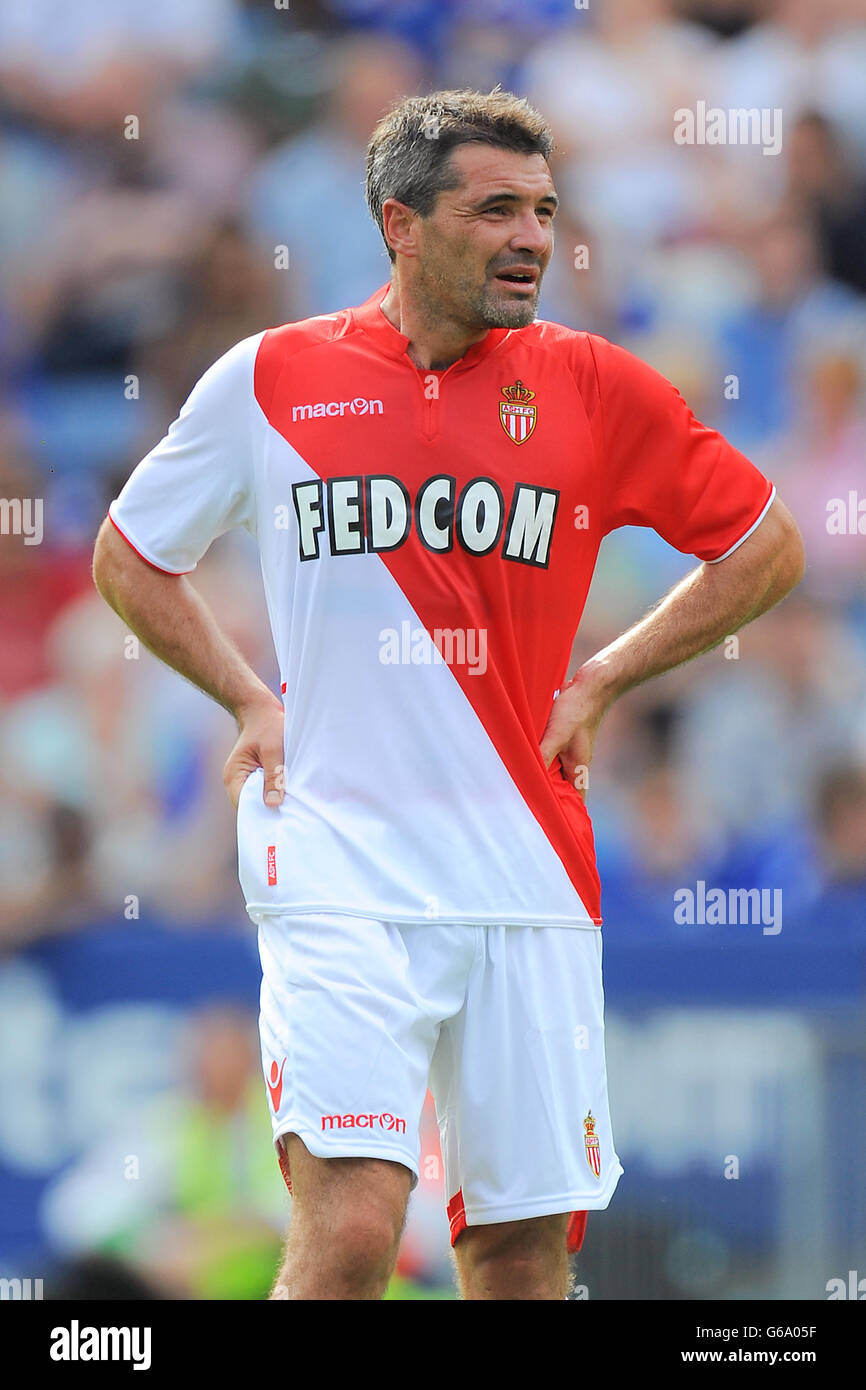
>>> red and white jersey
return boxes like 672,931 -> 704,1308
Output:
109,284 -> 775,928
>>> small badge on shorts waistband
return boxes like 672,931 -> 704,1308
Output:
584,1110 -> 601,1178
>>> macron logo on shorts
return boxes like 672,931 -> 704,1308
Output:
321,1112 -> 406,1134
267,1057 -> 286,1111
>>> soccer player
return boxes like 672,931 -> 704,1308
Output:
92,89 -> 805,1301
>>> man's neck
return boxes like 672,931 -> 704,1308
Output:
379,283 -> 490,371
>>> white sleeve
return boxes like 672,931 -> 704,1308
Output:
108,332 -> 263,574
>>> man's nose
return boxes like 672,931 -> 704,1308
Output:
509,212 -> 551,257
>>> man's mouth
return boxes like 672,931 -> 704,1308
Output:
493,267 -> 539,290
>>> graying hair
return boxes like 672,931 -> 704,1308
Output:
366,88 -> 554,263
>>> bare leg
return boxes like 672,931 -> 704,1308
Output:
269,1133 -> 413,1300
453,1213 -> 570,1300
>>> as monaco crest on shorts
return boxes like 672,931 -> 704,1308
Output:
499,379 -> 537,444
584,1110 -> 601,1178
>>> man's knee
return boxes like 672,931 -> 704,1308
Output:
456,1213 -> 569,1273
281,1134 -> 411,1279
325,1206 -> 403,1277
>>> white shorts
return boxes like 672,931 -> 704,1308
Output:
255,913 -> 623,1248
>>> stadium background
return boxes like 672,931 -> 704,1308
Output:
0,0 -> 864,1300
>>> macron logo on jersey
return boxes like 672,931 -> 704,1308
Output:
292,397 -> 383,421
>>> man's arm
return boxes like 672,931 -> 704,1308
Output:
92,518 -> 284,808
539,497 -> 805,788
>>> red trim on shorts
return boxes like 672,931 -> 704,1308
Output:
108,512 -> 191,575
447,1189 -> 588,1253
276,1137 -> 293,1196
447,1188 -> 467,1243
567,1210 -> 588,1254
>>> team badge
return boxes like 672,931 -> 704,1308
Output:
499,379 -> 537,444
584,1110 -> 601,1178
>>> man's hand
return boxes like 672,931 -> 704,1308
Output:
222,693 -> 286,811
539,670 -> 608,802
538,498 -> 805,802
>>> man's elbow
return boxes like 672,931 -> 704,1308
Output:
92,515 -> 127,607
775,507 -> 806,596
92,517 -> 113,598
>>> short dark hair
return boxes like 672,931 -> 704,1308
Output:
366,88 -> 554,263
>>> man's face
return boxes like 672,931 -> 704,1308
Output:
410,143 -> 557,330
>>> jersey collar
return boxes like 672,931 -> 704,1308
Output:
352,283 -> 512,371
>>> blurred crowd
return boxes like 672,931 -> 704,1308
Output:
1,0 -> 865,948
1,0 -> 865,1306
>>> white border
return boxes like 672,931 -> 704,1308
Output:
107,504 -> 190,575
706,484 -> 776,563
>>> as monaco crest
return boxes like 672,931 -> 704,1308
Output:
584,1110 -> 601,1178
499,379 -> 537,444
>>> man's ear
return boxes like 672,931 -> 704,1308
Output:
382,198 -> 420,259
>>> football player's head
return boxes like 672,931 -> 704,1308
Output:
367,89 -> 557,331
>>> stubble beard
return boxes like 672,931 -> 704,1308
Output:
418,254 -> 543,334
474,279 -> 541,328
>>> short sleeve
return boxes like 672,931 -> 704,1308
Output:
589,335 -> 775,563
108,333 -> 264,574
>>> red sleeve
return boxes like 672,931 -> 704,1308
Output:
589,335 -> 775,562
